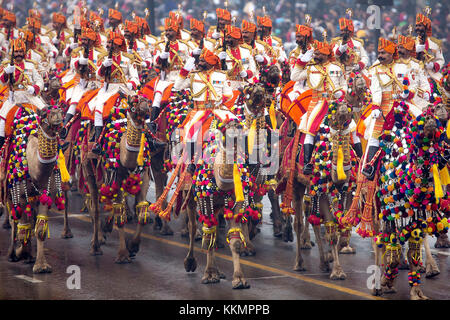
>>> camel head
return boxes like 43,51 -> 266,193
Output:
260,65 -> 281,92
128,95 -> 151,128
139,67 -> 158,85
280,61 -> 291,86
329,101 -> 352,131
243,83 -> 266,116
37,105 -> 64,137
42,73 -> 62,105
432,102 -> 448,125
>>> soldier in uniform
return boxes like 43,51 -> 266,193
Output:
0,38 -> 45,148
216,25 -> 257,90
61,27 -> 105,136
332,10 -> 369,72
123,20 -> 153,70
90,30 -> 139,153
241,19 -> 269,69
414,10 -> 445,83
188,18 -> 216,59
362,38 -> 418,180
0,10 -> 19,56
209,7 -> 232,47
290,37 -> 352,174
256,14 -> 287,65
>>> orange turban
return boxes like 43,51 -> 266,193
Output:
169,11 -> 184,28
378,38 -> 397,54
28,9 -> 41,21
225,25 -> 242,40
125,20 -> 140,36
52,13 -> 67,26
11,38 -> 26,51
108,8 -> 123,22
339,18 -> 354,35
314,40 -> 334,57
108,30 -> 126,51
82,27 -> 101,46
216,8 -> 231,21
3,10 -> 16,26
257,16 -> 272,28
190,18 -> 205,33
241,20 -> 256,33
397,35 -> 415,52
200,48 -> 220,68
89,12 -> 105,32
416,13 -> 432,36
23,30 -> 35,43
135,16 -> 151,35
164,17 -> 179,32
26,17 -> 41,30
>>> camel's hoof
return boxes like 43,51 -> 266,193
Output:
300,241 -> 313,250
184,257 -> 197,272
293,262 -> 306,272
7,250 -> 19,262
425,264 -> 440,278
434,237 -> 450,248
273,223 -> 283,238
372,288 -> 383,296
232,278 -> 250,289
219,272 -> 226,279
320,262 -> 331,273
201,269 -> 221,284
126,239 -> 140,258
153,217 -> 163,231
410,287 -> 430,300
90,243 -> 103,256
33,263 -> 53,274
98,236 -> 106,246
22,253 -> 35,265
61,229 -> 74,239
249,227 -> 260,240
115,253 -> 132,264
180,228 -> 189,238
101,219 -> 114,234
382,286 -> 397,294
330,269 -> 347,280
160,225 -> 174,236
339,246 -> 356,254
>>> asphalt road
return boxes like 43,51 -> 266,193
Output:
0,185 -> 449,300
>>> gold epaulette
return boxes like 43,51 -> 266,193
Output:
146,34 -> 158,42
71,47 -> 83,57
214,70 -> 228,74
64,28 -> 74,38
208,26 -> 216,33
368,62 -> 380,70
289,47 -> 301,58
97,52 -> 109,62
429,36 -> 442,48
240,43 -> 253,51
272,36 -> 282,44
122,52 -> 136,62
255,39 -> 268,47
331,36 -> 342,44
137,38 -> 149,47
182,29 -> 191,35
33,49 -> 46,61
179,39 -> 190,47
94,47 -> 107,54
205,38 -> 217,45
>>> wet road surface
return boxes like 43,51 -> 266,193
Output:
0,188 -> 449,300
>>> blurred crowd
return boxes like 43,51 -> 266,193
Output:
2,0 -> 449,65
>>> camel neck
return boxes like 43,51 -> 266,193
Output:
125,114 -> 142,152
37,127 -> 58,164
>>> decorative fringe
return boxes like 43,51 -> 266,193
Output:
149,156 -> 183,215
58,149 -> 71,183
269,100 -> 277,130
337,145 -> 347,180
281,129 -> 301,214
35,215 -> 50,240
137,133 -> 145,167
201,225 -> 217,250
343,176 -> 362,226
226,227 -> 246,248
447,121 -> 450,140
159,168 -> 188,221
248,119 -> 257,155
432,163 -> 444,201
17,223 -> 33,244
440,166 -> 450,186
136,201 -> 149,225
233,163 -> 245,202
356,181 -> 376,238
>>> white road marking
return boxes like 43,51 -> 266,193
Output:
14,275 -> 43,284
246,275 -> 289,280
430,249 -> 450,257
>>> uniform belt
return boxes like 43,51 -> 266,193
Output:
194,101 -> 215,110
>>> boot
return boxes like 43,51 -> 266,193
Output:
91,126 -> 103,155
302,144 -> 314,175
353,142 -> 363,159
362,146 -> 379,181
60,113 -> 74,139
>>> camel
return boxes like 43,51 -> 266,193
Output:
81,95 -> 152,262
4,105 -> 63,273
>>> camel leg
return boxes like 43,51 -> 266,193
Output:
83,163 -> 102,255
338,228 -> 355,254
201,206 -> 223,284
408,242 -> 429,300
268,189 -> 283,238
152,169 -> 173,235
184,190 -> 197,272
380,246 -> 400,294
300,199 -> 314,249
33,206 -> 52,273
313,224 -> 330,272
228,217 -> 250,289
7,205 -> 19,262
371,241 -> 383,296
115,196 -> 131,264
2,207 -> 10,229
423,235 -> 440,278
61,190 -> 73,239
293,184 -> 306,271
434,231 -> 450,248
323,207 -> 346,281
127,169 -> 151,258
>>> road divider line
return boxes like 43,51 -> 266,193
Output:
61,212 -> 385,300
14,275 -> 43,283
